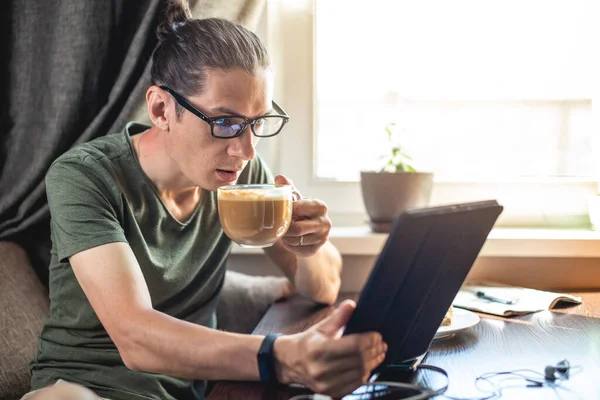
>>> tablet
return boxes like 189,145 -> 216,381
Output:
343,200 -> 503,372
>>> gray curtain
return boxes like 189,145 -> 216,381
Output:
0,0 -> 265,283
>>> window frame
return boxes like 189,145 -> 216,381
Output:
263,0 -> 599,228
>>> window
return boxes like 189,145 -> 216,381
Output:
263,0 -> 598,227
315,0 -> 594,182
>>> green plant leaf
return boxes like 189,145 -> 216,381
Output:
379,122 -> 419,173
384,125 -> 394,138
399,152 -> 412,160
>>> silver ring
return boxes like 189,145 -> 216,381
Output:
299,236 -> 304,246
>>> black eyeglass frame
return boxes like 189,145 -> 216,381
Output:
159,85 -> 290,139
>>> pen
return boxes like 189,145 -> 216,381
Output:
475,290 -> 518,305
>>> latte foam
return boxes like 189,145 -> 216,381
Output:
218,187 -> 290,201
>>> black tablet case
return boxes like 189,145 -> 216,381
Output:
343,200 -> 503,371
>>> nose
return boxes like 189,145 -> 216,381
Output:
227,125 -> 258,160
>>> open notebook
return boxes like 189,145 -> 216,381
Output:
453,284 -> 582,317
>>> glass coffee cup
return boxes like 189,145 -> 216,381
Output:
217,184 -> 294,248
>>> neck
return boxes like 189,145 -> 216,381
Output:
134,126 -> 201,203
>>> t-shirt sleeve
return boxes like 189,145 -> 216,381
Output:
46,158 -> 127,263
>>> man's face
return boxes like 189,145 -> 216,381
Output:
164,67 -> 274,190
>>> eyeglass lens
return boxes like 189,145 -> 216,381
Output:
213,116 -> 285,138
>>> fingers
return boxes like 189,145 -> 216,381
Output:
323,329 -> 383,357
275,175 -> 303,201
303,333 -> 388,398
285,217 -> 331,238
309,366 -> 368,398
273,176 -> 328,222
292,199 -> 328,219
280,216 -> 330,256
271,185 -> 331,257
319,332 -> 384,363
312,300 -> 356,336
281,231 -> 325,249
274,174 -> 293,186
320,353 -> 386,399
316,346 -> 381,377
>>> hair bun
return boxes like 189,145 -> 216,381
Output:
157,0 -> 193,42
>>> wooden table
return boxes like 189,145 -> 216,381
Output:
208,292 -> 600,400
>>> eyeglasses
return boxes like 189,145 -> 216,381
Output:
159,85 -> 289,139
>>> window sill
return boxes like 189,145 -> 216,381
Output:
230,226 -> 600,258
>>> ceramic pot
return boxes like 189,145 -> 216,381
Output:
360,171 -> 434,233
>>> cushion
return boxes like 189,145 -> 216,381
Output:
0,242 -> 49,400
217,271 -> 294,333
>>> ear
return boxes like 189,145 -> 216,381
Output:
146,85 -> 171,131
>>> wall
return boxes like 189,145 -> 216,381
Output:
228,254 -> 600,293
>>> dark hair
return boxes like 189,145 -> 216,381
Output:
151,0 -> 270,117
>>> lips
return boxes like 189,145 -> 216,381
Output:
216,168 -> 241,182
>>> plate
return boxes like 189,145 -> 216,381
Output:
434,308 -> 480,339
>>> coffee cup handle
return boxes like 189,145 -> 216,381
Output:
292,189 -> 302,202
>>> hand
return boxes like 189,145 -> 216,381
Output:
275,175 -> 332,257
273,300 -> 387,398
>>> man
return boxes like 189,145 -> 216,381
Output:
26,8 -> 386,400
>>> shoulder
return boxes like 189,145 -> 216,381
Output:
52,132 -> 129,165
47,132 -> 129,180
45,133 -> 130,204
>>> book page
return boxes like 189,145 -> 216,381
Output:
453,284 -> 582,317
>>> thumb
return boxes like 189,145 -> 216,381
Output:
274,174 -> 293,186
314,300 -> 356,338
275,174 -> 302,201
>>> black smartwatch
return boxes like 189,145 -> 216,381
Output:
257,333 -> 281,384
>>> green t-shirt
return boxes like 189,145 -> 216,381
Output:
30,122 -> 273,400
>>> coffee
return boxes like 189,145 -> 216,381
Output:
217,185 -> 293,248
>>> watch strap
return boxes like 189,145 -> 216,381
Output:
257,333 -> 281,384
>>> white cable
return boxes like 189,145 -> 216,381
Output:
288,381 -> 437,400
289,362 -> 581,400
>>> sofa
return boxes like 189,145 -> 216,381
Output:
0,241 -> 291,400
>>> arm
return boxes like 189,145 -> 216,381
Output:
71,242 -> 383,397
71,242 -> 263,380
264,219 -> 342,305
264,175 -> 342,305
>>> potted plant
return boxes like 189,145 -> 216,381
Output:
360,123 -> 434,233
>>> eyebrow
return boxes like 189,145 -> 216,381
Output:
208,106 -> 275,118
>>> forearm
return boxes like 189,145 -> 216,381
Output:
118,308 -> 263,381
294,241 -> 342,304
